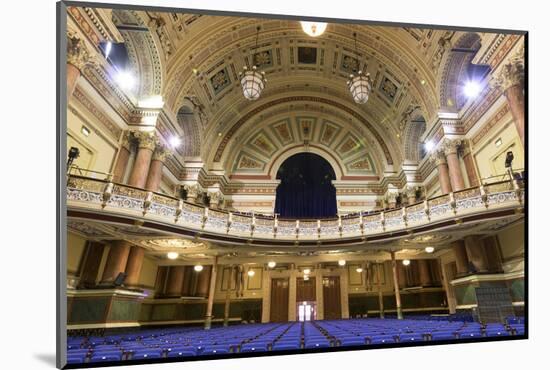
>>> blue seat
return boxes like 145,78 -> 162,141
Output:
304,340 -> 330,349
199,346 -> 230,355
369,335 -> 396,344
431,332 -> 456,341
399,333 -> 424,342
272,342 -> 300,351
66,355 -> 86,364
240,342 -> 269,352
90,352 -> 122,362
166,348 -> 197,357
485,329 -> 509,337
339,336 -> 366,346
131,349 -> 163,360
457,331 -> 482,339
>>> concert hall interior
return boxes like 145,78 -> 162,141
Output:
63,5 -> 526,365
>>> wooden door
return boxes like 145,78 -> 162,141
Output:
323,276 -> 342,320
270,278 -> 289,322
296,277 -> 316,302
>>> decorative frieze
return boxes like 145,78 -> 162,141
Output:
67,31 -> 92,70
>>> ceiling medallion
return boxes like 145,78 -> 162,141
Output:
347,32 -> 372,104
300,21 -> 328,37
240,26 -> 267,101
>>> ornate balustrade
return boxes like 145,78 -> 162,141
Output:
67,175 -> 525,243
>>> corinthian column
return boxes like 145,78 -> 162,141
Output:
431,151 -> 452,194
66,31 -> 91,97
491,45 -> 525,147
112,132 -> 132,183
128,131 -> 157,188
204,256 -> 219,329
443,139 -> 465,191
390,251 -> 403,320
145,144 -> 169,192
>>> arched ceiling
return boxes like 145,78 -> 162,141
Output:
121,12 -> 477,171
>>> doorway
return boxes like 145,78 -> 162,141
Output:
297,301 -> 317,321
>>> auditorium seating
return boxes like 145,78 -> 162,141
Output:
66,318 -> 526,364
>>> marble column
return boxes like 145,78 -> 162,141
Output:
124,246 -> 145,289
196,265 -> 212,297
100,240 -> 132,285
128,131 -> 157,188
288,266 -> 297,321
340,268 -> 350,319
315,268 -> 324,320
492,48 -> 525,147
443,140 -> 465,191
78,241 -> 105,289
204,256 -> 219,329
145,145 -> 169,192
165,266 -> 185,297
154,266 -> 168,296
452,240 -> 469,276
260,266 -> 271,323
376,262 -> 385,318
418,259 -> 431,287
390,252 -> 403,319
66,32 -> 90,97
112,133 -> 132,183
432,151 -> 452,194
464,236 -> 489,273
440,260 -> 457,314
462,141 -> 479,187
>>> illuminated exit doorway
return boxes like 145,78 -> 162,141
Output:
297,301 -> 317,321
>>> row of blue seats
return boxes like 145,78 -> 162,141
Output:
67,319 -> 525,364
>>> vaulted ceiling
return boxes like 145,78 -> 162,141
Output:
112,9 -> 478,178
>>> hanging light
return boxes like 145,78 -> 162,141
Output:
402,259 -> 411,266
425,246 -> 435,253
239,26 -> 267,101
347,32 -> 372,104
356,267 -> 363,273
194,264 -> 204,272
300,21 -> 327,37
303,268 -> 311,275
303,275 -> 310,281
338,259 -> 346,266
267,261 -> 277,268
167,252 -> 179,260
247,269 -> 256,277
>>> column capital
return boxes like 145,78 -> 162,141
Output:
184,183 -> 200,199
490,44 -> 525,92
152,144 -> 170,162
429,150 -> 447,166
120,131 -> 133,151
133,131 -> 158,151
208,190 -> 222,206
67,31 -> 92,70
442,138 -> 463,156
405,186 -> 417,199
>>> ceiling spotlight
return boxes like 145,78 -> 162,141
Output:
81,126 -> 90,137
338,260 -> 346,266
115,70 -> 136,91
420,79 -> 426,85
267,261 -> 277,268
425,246 -> 435,253
303,268 -> 311,275
247,270 -> 255,277
356,267 -> 363,273
300,21 -> 328,37
402,259 -> 411,266
463,80 -> 481,98
169,136 -> 182,148
167,252 -> 179,260
194,264 -> 204,272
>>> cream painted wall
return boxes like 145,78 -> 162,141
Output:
67,109 -> 117,175
67,232 -> 87,274
473,119 -> 524,181
497,222 -> 524,261
139,256 -> 159,289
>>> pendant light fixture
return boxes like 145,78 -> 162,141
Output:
300,21 -> 328,37
239,26 -> 267,101
347,32 -> 372,104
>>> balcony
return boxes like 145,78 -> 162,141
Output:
67,175 -> 525,247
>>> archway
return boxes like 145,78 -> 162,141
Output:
274,153 -> 337,219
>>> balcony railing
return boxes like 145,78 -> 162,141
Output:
66,175 -> 525,242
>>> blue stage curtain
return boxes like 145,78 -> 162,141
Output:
274,153 -> 337,218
